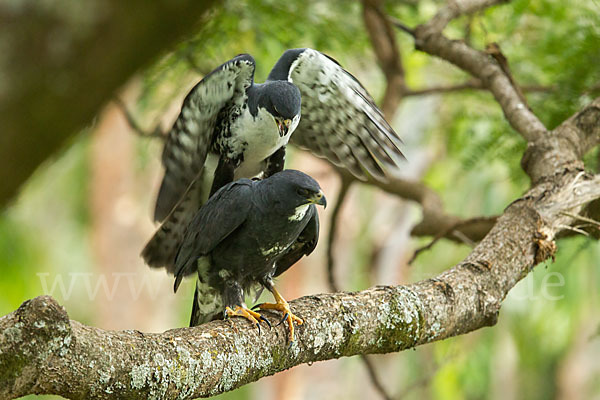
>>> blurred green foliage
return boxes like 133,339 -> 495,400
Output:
3,0 -> 599,399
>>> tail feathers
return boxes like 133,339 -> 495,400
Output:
142,178 -> 206,273
154,143 -> 207,222
189,280 -> 223,327
154,177 -> 184,222
142,220 -> 186,274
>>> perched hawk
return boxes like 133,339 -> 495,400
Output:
173,170 -> 326,341
143,48 -> 403,272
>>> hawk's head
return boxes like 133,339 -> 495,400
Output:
260,169 -> 326,216
260,81 -> 301,137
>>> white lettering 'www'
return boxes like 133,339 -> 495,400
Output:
36,272 -> 163,301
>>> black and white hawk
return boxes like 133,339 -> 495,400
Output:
142,48 -> 403,271
173,170 -> 326,342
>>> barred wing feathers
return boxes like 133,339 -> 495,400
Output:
154,54 -> 256,222
284,48 -> 404,181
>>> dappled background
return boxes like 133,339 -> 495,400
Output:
2,0 -> 600,399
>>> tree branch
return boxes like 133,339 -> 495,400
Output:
5,99 -> 596,398
341,170 -> 497,243
409,216 -> 498,264
522,97 -> 600,183
424,0 -> 510,33
404,80 -> 486,96
326,175 -> 353,293
362,0 -> 406,119
4,94 -> 600,397
397,0 -> 548,142
3,168 -> 600,399
404,80 -> 553,97
113,98 -> 166,140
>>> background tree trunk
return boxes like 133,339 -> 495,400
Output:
0,0 -> 216,208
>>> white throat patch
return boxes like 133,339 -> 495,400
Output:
232,107 -> 292,164
289,114 -> 301,136
289,203 -> 310,221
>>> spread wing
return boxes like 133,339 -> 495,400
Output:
172,180 -> 254,290
274,205 -> 319,277
275,48 -> 404,181
154,54 -> 256,222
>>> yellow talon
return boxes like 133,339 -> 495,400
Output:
257,287 -> 302,342
225,305 -> 269,333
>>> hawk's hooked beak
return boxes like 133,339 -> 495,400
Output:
276,118 -> 292,137
309,190 -> 327,208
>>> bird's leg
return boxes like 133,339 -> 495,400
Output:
263,146 -> 286,178
223,280 -> 270,334
255,280 -> 303,342
210,156 -> 236,197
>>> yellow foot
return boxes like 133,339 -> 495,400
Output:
225,305 -> 271,334
255,295 -> 303,342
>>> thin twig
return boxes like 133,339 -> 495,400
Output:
114,97 -> 166,140
409,237 -> 439,266
404,81 -> 553,97
464,13 -> 474,46
326,174 -> 353,292
559,211 -> 600,227
451,229 -> 476,247
386,16 -> 416,36
404,80 -> 485,96
426,0 -> 510,32
360,355 -> 393,400
409,216 -> 497,265
556,224 -> 589,236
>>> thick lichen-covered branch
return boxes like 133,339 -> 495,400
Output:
2,167 -> 600,399
4,89 -> 598,400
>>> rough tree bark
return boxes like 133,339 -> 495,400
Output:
0,0 -> 216,208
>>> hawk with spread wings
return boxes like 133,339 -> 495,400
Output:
142,48 -> 403,272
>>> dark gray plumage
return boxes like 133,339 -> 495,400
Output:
143,48 -> 403,277
172,170 -> 325,338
